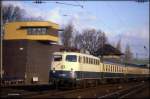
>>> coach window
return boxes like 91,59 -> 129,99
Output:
110,65 -> 111,72
86,57 -> 88,64
106,65 -> 108,71
93,59 -> 94,64
121,67 -> 122,72
110,65 -> 112,72
83,56 -> 85,63
116,66 -> 118,72
103,65 -> 105,72
90,58 -> 91,64
117,66 -> 118,72
66,55 -> 77,62
79,56 -> 81,63
113,66 -> 114,72
120,67 -> 121,72
90,58 -> 92,64
120,67 -> 122,72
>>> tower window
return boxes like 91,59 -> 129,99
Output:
27,27 -> 48,35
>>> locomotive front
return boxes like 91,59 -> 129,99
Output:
49,52 -> 79,86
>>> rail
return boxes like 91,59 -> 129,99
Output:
98,82 -> 147,99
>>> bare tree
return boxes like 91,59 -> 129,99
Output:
73,29 -> 107,56
72,31 -> 82,49
2,4 -> 25,24
60,22 -> 74,48
124,44 -> 133,63
2,4 -> 44,25
116,39 -> 121,52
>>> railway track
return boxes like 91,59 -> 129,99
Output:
26,81 -> 144,98
98,81 -> 148,99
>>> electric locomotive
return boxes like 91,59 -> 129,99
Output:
49,52 -> 149,87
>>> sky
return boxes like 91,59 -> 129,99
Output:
2,1 -> 149,59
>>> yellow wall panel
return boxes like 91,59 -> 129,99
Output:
4,21 -> 59,42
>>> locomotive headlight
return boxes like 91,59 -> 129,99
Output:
52,68 -> 55,73
70,68 -> 76,78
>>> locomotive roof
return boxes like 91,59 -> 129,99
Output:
53,52 -> 100,59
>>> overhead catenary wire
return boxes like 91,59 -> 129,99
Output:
55,1 -> 84,8
33,0 -> 84,8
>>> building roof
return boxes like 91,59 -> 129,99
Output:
4,21 -> 59,42
96,44 -> 124,56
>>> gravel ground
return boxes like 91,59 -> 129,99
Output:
126,84 -> 150,99
28,82 -> 141,98
1,81 -> 149,98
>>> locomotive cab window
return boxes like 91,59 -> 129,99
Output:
66,55 -> 77,62
53,55 -> 62,61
